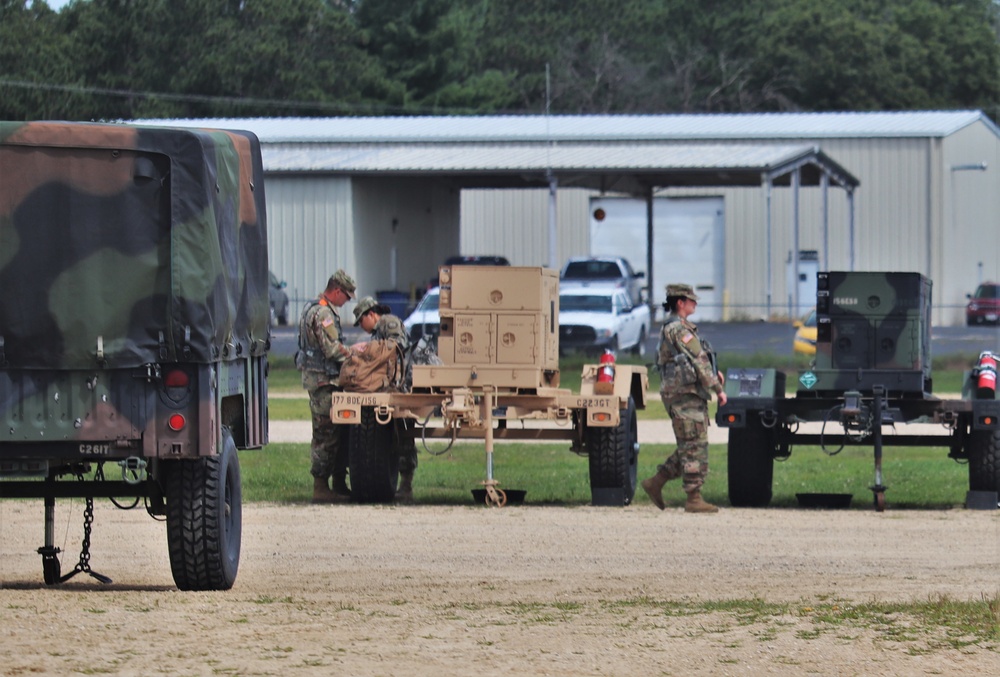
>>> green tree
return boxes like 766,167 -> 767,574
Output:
0,0 -> 79,119
749,0 -> 1000,112
355,0 -> 516,112
53,0 -> 397,119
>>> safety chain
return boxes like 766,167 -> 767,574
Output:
60,475 -> 112,585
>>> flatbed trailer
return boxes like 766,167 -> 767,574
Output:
716,272 -> 1000,510
329,265 -> 648,507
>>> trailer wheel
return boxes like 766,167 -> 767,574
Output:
968,428 -> 1000,493
348,407 -> 399,503
586,396 -> 639,505
727,415 -> 774,507
165,427 -> 242,591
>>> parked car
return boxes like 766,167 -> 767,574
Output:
966,282 -> 1000,326
404,286 -> 441,343
269,271 -> 290,325
560,256 -> 646,306
558,286 -> 650,356
792,307 -> 817,355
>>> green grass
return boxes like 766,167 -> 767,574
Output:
242,438 -> 971,508
257,352 -> 977,506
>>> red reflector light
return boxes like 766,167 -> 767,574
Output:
983,416 -> 994,426
338,410 -> 356,420
164,370 -> 189,388
727,414 -> 737,423
592,412 -> 611,423
168,414 -> 186,431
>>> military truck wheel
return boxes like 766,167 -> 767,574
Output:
348,407 -> 399,503
586,396 -> 639,505
165,427 -> 242,591
727,415 -> 774,507
968,428 -> 1000,493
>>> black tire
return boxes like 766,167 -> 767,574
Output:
165,427 -> 242,591
727,414 -> 775,507
968,429 -> 1000,493
277,311 -> 288,326
348,407 -> 399,503
586,396 -> 639,505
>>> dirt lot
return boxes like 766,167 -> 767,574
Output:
1,501 -> 998,676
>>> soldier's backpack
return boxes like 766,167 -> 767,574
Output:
339,339 -> 403,393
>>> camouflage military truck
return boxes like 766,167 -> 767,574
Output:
330,265 -> 648,507
717,271 -> 1000,510
0,121 -> 270,589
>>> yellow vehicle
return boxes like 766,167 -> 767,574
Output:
792,307 -> 817,355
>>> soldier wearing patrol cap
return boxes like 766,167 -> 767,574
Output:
642,283 -> 728,513
296,269 -> 357,503
352,296 -> 418,503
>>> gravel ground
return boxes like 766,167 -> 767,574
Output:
1,500 -> 998,676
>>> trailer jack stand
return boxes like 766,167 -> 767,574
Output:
870,386 -> 888,512
38,494 -> 112,585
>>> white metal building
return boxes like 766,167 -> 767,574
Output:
143,111 -> 999,325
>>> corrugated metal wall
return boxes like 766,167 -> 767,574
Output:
461,126 -> 1000,324
939,124 -> 1000,324
266,175 -> 462,319
265,175 -> 354,311
262,122 -> 998,326
460,188 -> 592,267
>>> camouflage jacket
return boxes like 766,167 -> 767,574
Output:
297,298 -> 352,390
371,314 -> 409,353
656,314 -> 722,402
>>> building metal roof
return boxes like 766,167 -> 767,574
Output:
261,142 -> 857,192
139,110 -> 996,144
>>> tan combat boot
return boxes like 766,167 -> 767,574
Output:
312,477 -> 347,504
684,490 -> 719,513
640,469 -> 671,510
396,472 -> 415,505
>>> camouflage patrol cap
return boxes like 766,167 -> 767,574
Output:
352,296 -> 391,326
666,283 -> 699,301
328,269 -> 356,299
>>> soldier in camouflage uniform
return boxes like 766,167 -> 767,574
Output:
297,269 -> 357,503
352,296 -> 418,504
641,283 -> 728,513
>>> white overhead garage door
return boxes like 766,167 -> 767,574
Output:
590,196 -> 725,321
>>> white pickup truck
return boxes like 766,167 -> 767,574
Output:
558,286 -> 651,357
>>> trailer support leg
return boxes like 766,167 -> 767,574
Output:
870,387 -> 888,512
37,492 -> 62,585
479,387 -> 506,507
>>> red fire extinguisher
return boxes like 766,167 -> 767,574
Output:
976,351 -> 997,399
595,349 -> 616,394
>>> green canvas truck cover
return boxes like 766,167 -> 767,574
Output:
0,121 -> 269,369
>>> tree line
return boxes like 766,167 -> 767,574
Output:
2,0 -> 999,121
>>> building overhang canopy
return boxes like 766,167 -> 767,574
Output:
261,142 -> 858,195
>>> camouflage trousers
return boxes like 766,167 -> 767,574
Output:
308,385 -> 348,481
658,392 -> 710,493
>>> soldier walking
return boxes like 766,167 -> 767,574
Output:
641,283 -> 727,513
297,269 -> 356,503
